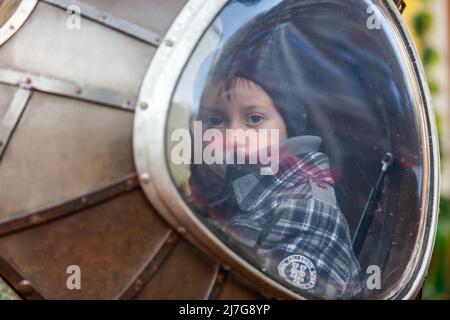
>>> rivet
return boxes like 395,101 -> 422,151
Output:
25,78 -> 32,85
140,173 -> 150,184
30,215 -> 42,224
81,197 -> 88,204
76,88 -> 82,95
165,39 -> 174,47
9,25 -> 14,30
139,102 -> 148,110
177,227 -> 186,234
126,179 -> 134,189
17,280 -> 34,295
134,279 -> 143,289
217,273 -> 225,283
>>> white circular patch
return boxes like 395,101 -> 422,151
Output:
277,255 -> 317,290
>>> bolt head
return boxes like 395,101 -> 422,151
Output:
140,173 -> 150,184
17,280 -> 34,295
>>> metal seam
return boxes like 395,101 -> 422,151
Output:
0,87 -> 31,161
40,0 -> 162,47
0,254 -> 45,299
116,230 -> 180,300
0,68 -> 136,111
205,266 -> 228,300
0,173 -> 140,237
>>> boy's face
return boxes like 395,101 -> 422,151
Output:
197,77 -> 288,159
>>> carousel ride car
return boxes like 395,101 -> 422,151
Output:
0,0 -> 440,299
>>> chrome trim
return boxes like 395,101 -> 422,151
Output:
0,69 -> 135,111
133,0 -> 440,299
0,87 -> 31,160
41,0 -> 162,47
383,0 -> 440,300
0,0 -> 38,47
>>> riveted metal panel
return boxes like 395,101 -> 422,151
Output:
0,190 -> 170,299
78,0 -> 188,36
0,92 -> 135,222
0,1 -> 155,102
135,239 -> 217,300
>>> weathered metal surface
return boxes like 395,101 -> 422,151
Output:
0,92 -> 136,222
0,88 -> 31,160
42,0 -> 162,46
0,174 -> 139,237
0,0 -> 258,300
134,238 -> 218,300
117,230 -> 180,299
0,190 -> 172,299
0,1 -> 155,104
0,254 -> 43,299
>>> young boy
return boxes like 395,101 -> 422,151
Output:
188,16 -> 362,299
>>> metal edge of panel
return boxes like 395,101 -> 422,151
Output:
40,0 -> 162,47
116,229 -> 180,300
0,254 -> 45,299
0,87 -> 31,161
0,69 -> 136,111
0,174 -> 140,237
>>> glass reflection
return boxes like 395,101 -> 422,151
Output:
167,0 -> 425,299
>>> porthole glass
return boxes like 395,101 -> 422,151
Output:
159,0 -> 438,299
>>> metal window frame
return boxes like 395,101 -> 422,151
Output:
0,0 -> 38,47
133,0 -> 440,300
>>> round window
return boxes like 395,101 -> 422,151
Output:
135,0 -> 439,300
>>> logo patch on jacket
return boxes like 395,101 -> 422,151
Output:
277,255 -> 317,290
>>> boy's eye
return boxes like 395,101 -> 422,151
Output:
247,114 -> 264,125
203,116 -> 225,127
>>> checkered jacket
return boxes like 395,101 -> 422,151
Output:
198,136 -> 363,299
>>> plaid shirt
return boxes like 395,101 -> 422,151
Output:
203,136 -> 362,299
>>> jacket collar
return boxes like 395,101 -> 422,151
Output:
230,135 -> 325,211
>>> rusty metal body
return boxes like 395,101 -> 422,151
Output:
0,0 -> 263,299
